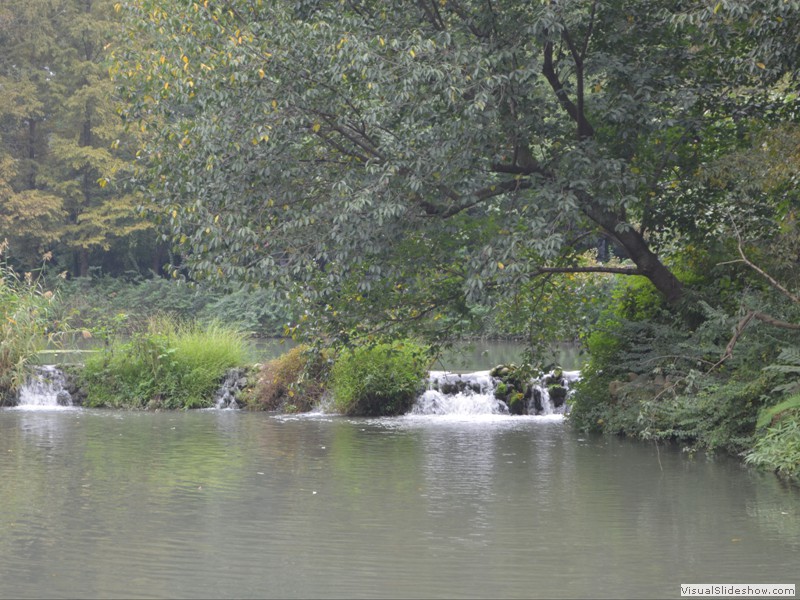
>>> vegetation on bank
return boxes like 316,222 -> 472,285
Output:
248,345 -> 329,413
331,341 -> 430,416
79,316 -> 250,409
568,253 -> 800,479
0,249 -> 59,403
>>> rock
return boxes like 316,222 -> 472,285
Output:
508,392 -> 526,415
548,384 -> 567,408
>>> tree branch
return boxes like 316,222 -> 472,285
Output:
542,40 -> 595,139
534,266 -> 644,276
414,177 -> 532,218
752,311 -> 800,330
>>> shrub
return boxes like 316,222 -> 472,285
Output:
249,345 -> 329,412
80,316 -> 249,409
331,340 -> 430,416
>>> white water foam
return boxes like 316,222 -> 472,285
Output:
16,366 -> 73,409
410,389 -> 509,416
410,368 -> 580,418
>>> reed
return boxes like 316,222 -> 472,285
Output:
0,248 -> 57,402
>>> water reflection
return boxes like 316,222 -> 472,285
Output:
0,410 -> 797,599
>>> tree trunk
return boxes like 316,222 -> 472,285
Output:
152,241 -> 167,276
77,249 -> 89,278
583,200 -> 683,303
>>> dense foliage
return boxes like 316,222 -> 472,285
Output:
0,0 -> 158,277
331,340 -> 430,416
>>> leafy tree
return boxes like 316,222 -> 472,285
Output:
115,0 -> 799,342
0,0 -> 66,267
0,0 -> 152,275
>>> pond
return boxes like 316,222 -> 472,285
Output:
1,408 -> 797,599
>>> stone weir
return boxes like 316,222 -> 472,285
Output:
412,365 -> 580,416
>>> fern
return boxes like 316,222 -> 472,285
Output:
765,346 -> 800,396
756,394 -> 800,429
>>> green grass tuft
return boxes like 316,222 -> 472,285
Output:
80,315 -> 249,409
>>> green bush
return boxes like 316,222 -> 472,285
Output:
80,316 -> 249,409
331,340 -> 430,416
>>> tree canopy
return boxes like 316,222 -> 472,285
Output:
116,0 -> 799,342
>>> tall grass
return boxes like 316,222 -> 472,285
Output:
0,247 -> 57,403
81,315 -> 250,409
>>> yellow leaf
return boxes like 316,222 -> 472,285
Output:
409,48 -> 416,58
172,210 -> 177,218
497,262 -> 505,270
312,122 -> 321,132
756,62 -> 766,69
379,36 -> 385,46
713,2 -> 722,14
258,68 -> 265,78
272,100 -> 278,109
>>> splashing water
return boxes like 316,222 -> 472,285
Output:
411,368 -> 579,417
17,366 -> 72,408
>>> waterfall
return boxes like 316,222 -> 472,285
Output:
214,368 -> 248,409
410,368 -> 579,417
17,366 -> 72,408
411,370 -> 509,415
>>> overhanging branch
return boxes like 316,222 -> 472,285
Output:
534,266 -> 644,275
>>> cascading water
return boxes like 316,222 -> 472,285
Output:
214,368 -> 249,409
411,371 -> 509,415
16,366 -> 73,408
410,368 -> 580,417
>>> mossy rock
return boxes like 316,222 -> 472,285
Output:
508,392 -> 527,415
495,381 -> 509,399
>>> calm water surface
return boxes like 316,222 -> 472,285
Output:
1,409 -> 798,599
